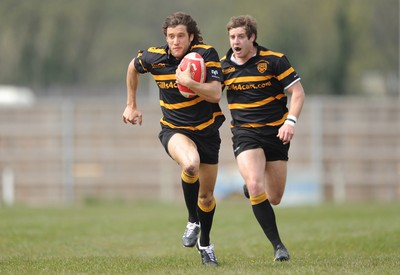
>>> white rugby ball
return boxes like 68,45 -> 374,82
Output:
178,52 -> 206,98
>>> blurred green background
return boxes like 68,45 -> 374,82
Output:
0,0 -> 398,96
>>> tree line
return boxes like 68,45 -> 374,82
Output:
0,0 -> 398,96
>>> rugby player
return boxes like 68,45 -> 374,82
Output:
122,12 -> 224,266
221,15 -> 305,262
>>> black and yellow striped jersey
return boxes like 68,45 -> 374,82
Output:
221,44 -> 301,135
133,43 -> 225,135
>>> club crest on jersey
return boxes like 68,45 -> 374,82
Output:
256,61 -> 268,74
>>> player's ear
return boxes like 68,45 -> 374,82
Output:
250,33 -> 256,43
189,33 -> 194,43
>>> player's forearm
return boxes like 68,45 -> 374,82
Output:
190,80 -> 222,103
126,59 -> 139,108
288,82 -> 305,119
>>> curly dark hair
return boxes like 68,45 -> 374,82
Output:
162,12 -> 203,44
226,15 -> 258,43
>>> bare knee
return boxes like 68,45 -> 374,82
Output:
198,192 -> 213,208
268,196 -> 282,206
245,179 -> 264,197
268,190 -> 285,205
182,163 -> 199,177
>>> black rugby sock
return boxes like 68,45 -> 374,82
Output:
251,194 -> 282,249
181,172 -> 200,223
197,198 -> 216,247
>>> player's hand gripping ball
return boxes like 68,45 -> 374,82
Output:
177,52 -> 206,98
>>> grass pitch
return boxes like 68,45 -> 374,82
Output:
1,199 -> 399,274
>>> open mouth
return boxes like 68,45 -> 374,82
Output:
234,47 -> 241,52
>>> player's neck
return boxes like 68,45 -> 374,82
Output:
232,46 -> 257,65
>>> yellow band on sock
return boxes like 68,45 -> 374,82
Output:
250,193 -> 268,205
181,171 -> 199,184
198,197 -> 216,212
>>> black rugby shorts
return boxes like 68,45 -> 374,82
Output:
232,131 -> 290,161
159,128 -> 221,164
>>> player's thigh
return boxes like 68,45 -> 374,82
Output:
236,148 -> 266,193
167,133 -> 200,168
265,160 -> 287,203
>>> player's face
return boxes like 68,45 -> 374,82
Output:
166,25 -> 194,59
228,27 -> 255,61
